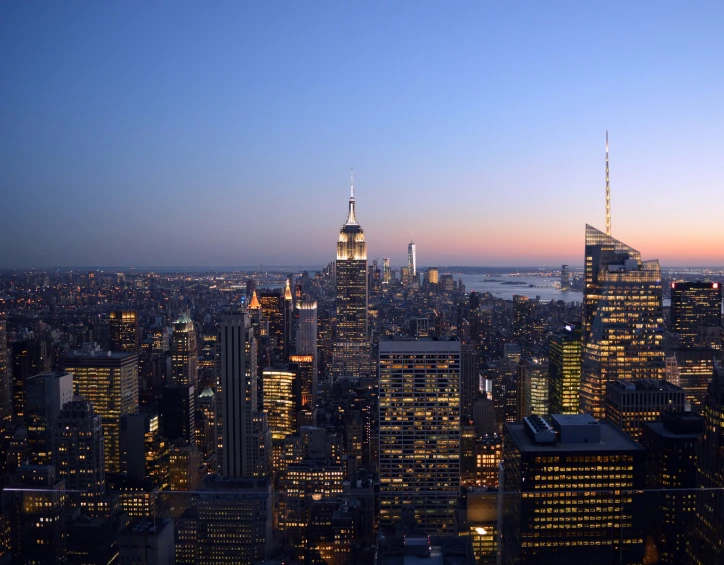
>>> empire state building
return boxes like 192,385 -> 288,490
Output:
332,176 -> 370,376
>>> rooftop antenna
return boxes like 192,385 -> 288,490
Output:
350,167 -> 354,199
606,131 -> 611,236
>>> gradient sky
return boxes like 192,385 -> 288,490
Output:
2,1 -> 723,269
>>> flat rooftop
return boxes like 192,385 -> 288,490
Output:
506,420 -> 643,453
608,379 -> 683,392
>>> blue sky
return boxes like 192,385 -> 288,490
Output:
2,1 -> 723,268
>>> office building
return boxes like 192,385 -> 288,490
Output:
672,348 -> 716,412
294,298 -> 318,405
162,384 -> 195,446
580,225 -> 665,419
259,290 -> 284,357
640,412 -> 703,565
687,362 -> 724,564
0,315 -> 9,435
517,357 -> 549,418
24,371 -> 73,465
502,414 -> 645,565
11,336 -> 51,422
548,325 -> 582,414
118,519 -> 175,565
378,337 -> 460,534
604,379 -> 685,441
120,413 -> 169,488
54,397 -> 106,515
512,295 -> 535,355
671,281 -> 721,349
109,310 -> 140,352
460,344 -> 481,419
262,366 -> 297,472
283,278 -> 294,360
65,351 -> 139,474
333,179 -> 370,377
560,264 -> 571,291
217,310 -> 269,478
383,258 -> 391,283
171,313 -> 198,388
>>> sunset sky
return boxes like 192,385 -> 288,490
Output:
2,1 -> 723,268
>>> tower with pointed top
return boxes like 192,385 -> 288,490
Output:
283,278 -> 294,360
606,131 -> 611,236
332,173 -> 370,376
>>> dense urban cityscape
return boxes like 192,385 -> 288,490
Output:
0,180 -> 724,564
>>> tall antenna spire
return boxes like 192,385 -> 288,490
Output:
350,167 -> 354,199
605,131 -> 611,236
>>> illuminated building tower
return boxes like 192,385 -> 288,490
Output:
378,337 -> 460,534
54,397 -> 105,515
218,310 -> 269,478
425,267 -> 439,286
11,336 -> 51,422
171,313 -> 198,388
382,258 -> 391,283
24,371 -> 73,466
333,175 -> 370,377
517,357 -> 549,418
671,281 -> 721,349
687,362 -> 724,564
512,295 -> 535,356
604,379 -> 685,441
560,264 -> 571,291
262,366 -> 297,473
162,384 -> 195,446
65,351 -> 139,474
502,414 -> 645,565
407,240 -> 417,278
120,413 -> 169,488
294,298 -> 318,406
109,310 -> 140,352
580,225 -> 665,420
4,465 -> 67,565
306,498 -> 356,565
283,279 -> 294,361
640,411 -> 703,565
671,281 -> 721,411
460,344 -> 481,419
548,325 -> 582,414
259,290 -> 284,359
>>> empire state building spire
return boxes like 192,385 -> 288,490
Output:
346,168 -> 358,226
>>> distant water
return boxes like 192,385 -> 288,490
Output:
457,274 -> 583,303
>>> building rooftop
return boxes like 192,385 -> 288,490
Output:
608,379 -> 683,392
65,350 -> 137,361
506,419 -> 643,453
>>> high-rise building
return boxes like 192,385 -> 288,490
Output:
580,225 -> 665,419
604,379 -> 685,441
262,366 -> 297,472
283,279 -> 294,361
502,414 -> 645,565
65,351 -> 139,474
672,348 -> 715,412
333,178 -> 370,377
162,384 -> 195,446
11,336 -> 51,422
548,325 -> 582,414
560,264 -> 571,291
0,315 -> 10,435
687,362 -> 724,564
460,344 -> 481,419
259,290 -> 284,358
120,413 -> 169,488
407,240 -> 416,278
640,411 -> 703,565
171,313 -> 198,388
294,299 -> 318,405
512,295 -> 535,356
671,281 -> 721,349
382,258 -> 391,283
109,310 -> 140,352
24,371 -> 73,465
517,357 -> 549,418
54,397 -> 106,515
217,310 -> 269,478
378,337 -> 460,534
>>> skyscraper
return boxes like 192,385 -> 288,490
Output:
24,371 -> 73,465
378,337 -> 460,534
333,176 -> 370,377
407,240 -> 416,279
548,325 -> 582,414
0,315 -> 10,434
580,225 -> 665,419
109,310 -> 140,352
171,312 -> 198,388
65,351 -> 139,474
560,264 -> 571,291
294,299 -> 318,405
262,366 -> 297,472
217,310 -> 269,478
671,281 -> 721,349
55,397 -> 106,515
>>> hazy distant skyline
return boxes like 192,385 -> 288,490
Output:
2,1 -> 723,269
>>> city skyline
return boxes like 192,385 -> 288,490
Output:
2,2 -> 724,268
